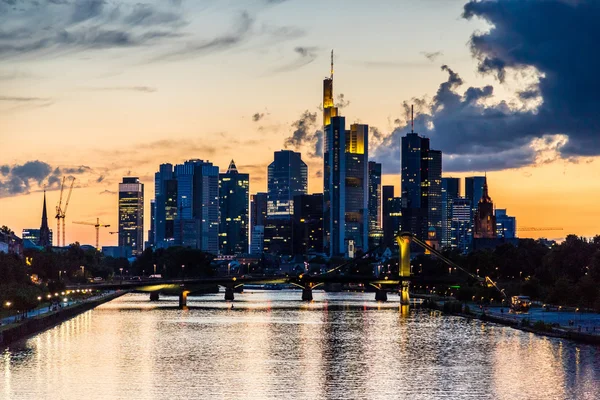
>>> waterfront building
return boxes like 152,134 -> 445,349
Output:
381,186 -> 398,248
154,164 -> 177,248
147,199 -> 155,248
22,228 -> 53,248
441,177 -> 460,248
401,124 -> 442,241
368,161 -> 383,249
250,192 -> 267,255
118,177 -> 144,255
218,160 -> 249,255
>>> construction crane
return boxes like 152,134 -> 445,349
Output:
73,218 -> 110,250
54,176 -> 75,247
517,227 -> 563,232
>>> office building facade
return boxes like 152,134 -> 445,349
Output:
154,164 -> 177,248
495,209 -> 516,239
441,177 -> 460,248
368,161 -> 383,249
118,177 -> 144,255
250,192 -> 267,255
219,160 -> 249,255
293,193 -> 324,255
451,198 -> 473,253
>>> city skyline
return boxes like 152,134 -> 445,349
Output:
2,0 -> 599,246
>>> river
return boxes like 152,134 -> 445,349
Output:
2,291 -> 599,399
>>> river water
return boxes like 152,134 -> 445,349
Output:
2,291 -> 599,399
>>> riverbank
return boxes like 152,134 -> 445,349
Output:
0,290 -> 127,347
425,300 -> 600,345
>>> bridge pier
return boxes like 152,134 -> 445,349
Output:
400,281 -> 410,305
375,289 -> 388,302
179,291 -> 189,309
225,286 -> 235,301
301,287 -> 313,301
150,292 -> 159,301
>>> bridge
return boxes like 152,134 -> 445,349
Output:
66,233 -> 496,308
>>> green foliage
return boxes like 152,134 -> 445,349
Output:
532,320 -> 552,332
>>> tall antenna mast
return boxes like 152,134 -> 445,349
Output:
411,104 -> 414,133
330,49 -> 334,80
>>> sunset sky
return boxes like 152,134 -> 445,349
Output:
1,0 -> 599,247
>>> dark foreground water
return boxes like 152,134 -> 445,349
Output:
2,291 -> 599,399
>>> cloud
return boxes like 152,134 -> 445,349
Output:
88,86 -> 157,93
99,189 -> 116,195
150,11 -> 253,62
372,0 -> 600,173
252,112 -> 265,122
96,175 -> 105,183
272,46 -> 318,73
335,93 -> 350,109
0,96 -> 50,102
283,110 -> 323,158
0,0 -> 187,59
421,51 -> 443,62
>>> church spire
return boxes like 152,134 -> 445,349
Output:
39,190 -> 51,247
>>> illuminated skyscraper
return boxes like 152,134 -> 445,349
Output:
118,177 -> 144,255
250,192 -> 267,255
441,177 -> 460,248
324,117 -> 369,257
219,160 -> 249,255
451,198 -> 472,253
400,114 -> 442,242
382,185 -> 400,248
293,193 -> 324,254
264,150 -> 307,254
368,161 -> 383,248
323,50 -> 338,127
495,209 -> 516,239
465,176 -> 487,213
174,159 -> 220,254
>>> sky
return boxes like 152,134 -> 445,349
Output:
1,0 -> 599,247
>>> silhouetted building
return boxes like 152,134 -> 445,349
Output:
39,191 -> 51,247
118,177 -> 144,255
154,164 -> 177,248
22,228 -> 53,248
473,179 -> 496,239
219,160 -> 249,255
323,50 -> 338,126
368,161 -> 383,248
465,176 -> 487,213
293,193 -> 324,254
381,186 -> 402,248
401,130 -> 442,241
496,209 -> 516,239
344,123 -> 369,255
264,150 -> 307,255
441,177 -> 460,248
451,198 -> 472,253
147,199 -> 155,248
250,192 -> 267,255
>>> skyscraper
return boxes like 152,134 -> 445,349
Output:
118,177 -> 144,255
293,193 -> 324,254
451,198 -> 473,253
473,179 -> 496,239
154,163 -> 177,248
368,161 -> 383,248
441,177 -> 460,248
219,160 -> 249,255
323,50 -> 338,127
39,191 -> 51,247
147,199 -> 155,248
401,120 -> 442,242
382,185 -> 400,248
250,192 -> 267,255
465,176 -> 487,212
324,115 -> 346,256
264,150 -> 307,254
344,123 -> 369,254
173,159 -> 220,254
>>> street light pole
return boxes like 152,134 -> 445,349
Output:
182,264 -> 185,281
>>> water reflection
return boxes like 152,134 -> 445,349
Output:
2,291 -> 599,400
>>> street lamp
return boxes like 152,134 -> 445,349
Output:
80,265 -> 85,277
153,264 -> 157,275
181,264 -> 185,280
119,267 -> 124,281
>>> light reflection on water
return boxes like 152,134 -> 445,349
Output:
2,291 -> 599,400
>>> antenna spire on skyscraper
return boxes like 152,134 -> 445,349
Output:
330,49 -> 334,80
411,104 -> 414,133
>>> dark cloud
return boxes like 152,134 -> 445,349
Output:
99,189 -> 116,195
272,46 -> 318,73
0,161 -> 51,196
150,11 -> 253,62
373,0 -> 600,172
283,110 -> 323,158
0,1 -> 187,59
421,51 -> 443,62
252,112 -> 265,122
0,96 -> 50,102
96,175 -> 105,183
335,93 -> 350,109
62,165 -> 91,174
